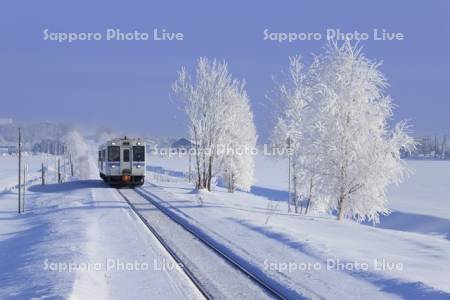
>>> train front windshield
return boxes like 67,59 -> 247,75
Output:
133,146 -> 145,161
108,146 -> 120,162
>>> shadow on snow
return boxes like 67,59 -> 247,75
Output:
147,165 -> 186,178
0,217 -> 73,299
28,180 -> 106,193
364,211 -> 450,241
229,218 -> 450,300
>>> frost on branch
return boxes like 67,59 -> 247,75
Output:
271,41 -> 415,223
172,57 -> 257,192
218,84 -> 257,192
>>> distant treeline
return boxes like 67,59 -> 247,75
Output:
0,122 -> 72,151
402,135 -> 450,160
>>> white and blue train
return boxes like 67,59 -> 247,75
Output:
98,137 -> 146,186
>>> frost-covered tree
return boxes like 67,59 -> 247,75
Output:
312,41 -> 415,222
173,57 -> 256,192
218,85 -> 257,192
64,130 -> 91,179
172,58 -> 230,190
0,122 -> 72,153
271,42 -> 415,222
271,55 -> 325,213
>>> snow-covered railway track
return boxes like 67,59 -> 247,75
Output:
117,188 -> 211,299
117,187 -> 288,300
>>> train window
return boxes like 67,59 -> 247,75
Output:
123,149 -> 130,162
108,146 -> 120,162
133,146 -> 145,161
98,151 -> 101,161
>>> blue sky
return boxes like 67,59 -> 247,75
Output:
1,0 -> 449,140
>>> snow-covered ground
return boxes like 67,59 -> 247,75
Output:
0,154 -> 49,192
145,154 -> 450,299
0,155 -> 202,299
1,153 -> 449,299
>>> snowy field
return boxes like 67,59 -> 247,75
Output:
146,154 -> 450,299
0,154 -> 49,192
1,154 -> 449,299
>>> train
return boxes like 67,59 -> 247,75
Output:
98,137 -> 146,186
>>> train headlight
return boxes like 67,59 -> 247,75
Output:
136,164 -> 141,168
111,165 -> 116,168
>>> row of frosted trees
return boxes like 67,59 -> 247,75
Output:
172,41 -> 414,223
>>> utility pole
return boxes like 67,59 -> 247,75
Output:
188,152 -> 192,183
292,149 -> 298,213
58,159 -> 61,183
18,128 -> 22,214
22,164 -> 27,213
286,137 -> 292,213
70,153 -> 74,176
41,162 -> 45,185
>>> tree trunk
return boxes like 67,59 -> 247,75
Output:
193,130 -> 202,189
229,173 -> 235,193
202,151 -> 207,189
292,161 -> 298,213
337,193 -> 345,220
207,155 -> 213,191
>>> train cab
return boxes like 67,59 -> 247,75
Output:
98,137 -> 146,186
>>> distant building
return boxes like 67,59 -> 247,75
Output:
171,138 -> 195,153
0,145 -> 17,154
171,138 -> 195,149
